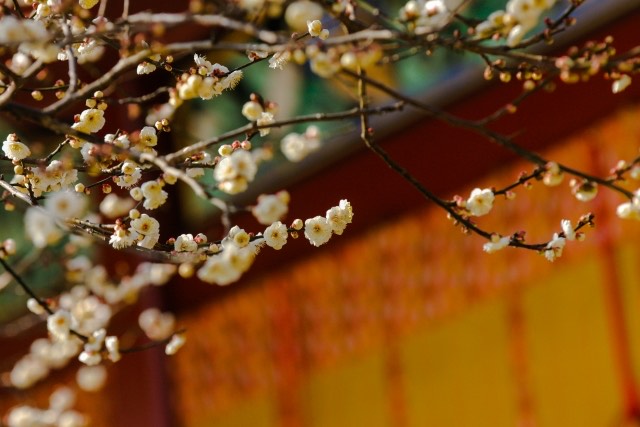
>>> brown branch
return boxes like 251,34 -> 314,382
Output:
0,177 -> 36,206
0,257 -> 52,315
122,12 -> 282,44
43,49 -> 152,114
164,103 -> 404,163
0,256 -> 88,342
354,68 -> 493,242
343,70 -> 635,200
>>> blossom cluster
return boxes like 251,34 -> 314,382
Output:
197,199 -> 353,285
280,126 -> 322,162
6,387 -> 86,427
399,0 -> 463,34
214,147 -> 260,195
9,259 -> 179,395
171,55 -> 243,101
0,0 -> 638,425
475,0 -> 558,46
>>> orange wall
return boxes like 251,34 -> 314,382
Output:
168,103 -> 640,427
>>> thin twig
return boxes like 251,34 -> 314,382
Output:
61,19 -> 79,97
344,70 -> 635,199
0,177 -> 35,206
0,257 -> 53,315
123,12 -> 282,44
138,152 -> 212,200
164,103 -> 404,163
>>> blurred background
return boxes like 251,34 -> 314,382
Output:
2,1 -> 640,426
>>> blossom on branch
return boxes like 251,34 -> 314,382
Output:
2,134 -> 30,161
466,188 -> 495,217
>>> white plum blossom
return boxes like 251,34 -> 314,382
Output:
263,221 -> 288,250
178,74 -> 203,100
175,56 -> 237,101
165,333 -> 187,355
612,75 -> 632,94
49,386 -> 76,412
473,0 -> 557,46
544,233 -> 566,262
224,225 -> 251,249
186,167 -> 205,178
561,219 -> 576,241
6,405 -> 38,426
242,101 -> 263,121
0,15 -> 49,44
47,310 -> 75,341
105,336 -> 121,362
215,150 -> 257,181
27,160 -> 78,197
6,387 -> 86,427
74,38 -> 105,64
617,195 -> 640,221
197,242 -> 258,286
25,207 -> 63,248
2,134 -> 30,160
194,54 -> 214,74
141,180 -> 168,210
326,199 -> 353,235
139,126 -> 158,147
483,235 -> 511,253
114,162 -> 142,189
138,262 -> 178,286
466,188 -> 495,216
72,108 -> 106,134
81,328 -> 106,354
27,298 -> 46,315
399,0 -> 455,34
307,19 -> 323,37
194,54 -> 229,76
214,150 -> 258,195
9,51 -> 32,75
269,50 -> 291,70
221,70 -> 243,90
197,76 -> 221,100
542,162 -> 564,186
10,354 -> 50,389
252,191 -> 290,225
136,54 -> 160,75
572,181 -> 598,202
174,234 -> 198,252
139,308 -> 175,340
19,40 -> 59,63
109,227 -> 139,249
45,190 -> 87,219
2,238 -> 16,255
309,51 -> 341,78
76,365 -> 107,392
78,350 -> 101,366
284,0 -> 324,32
197,253 -> 243,285
130,214 -> 160,249
257,112 -> 275,137
506,0 -> 557,46
70,295 -> 112,336
105,133 -> 130,149
304,216 -> 332,247
280,126 -> 321,162
99,194 -> 136,219
137,61 -> 157,75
